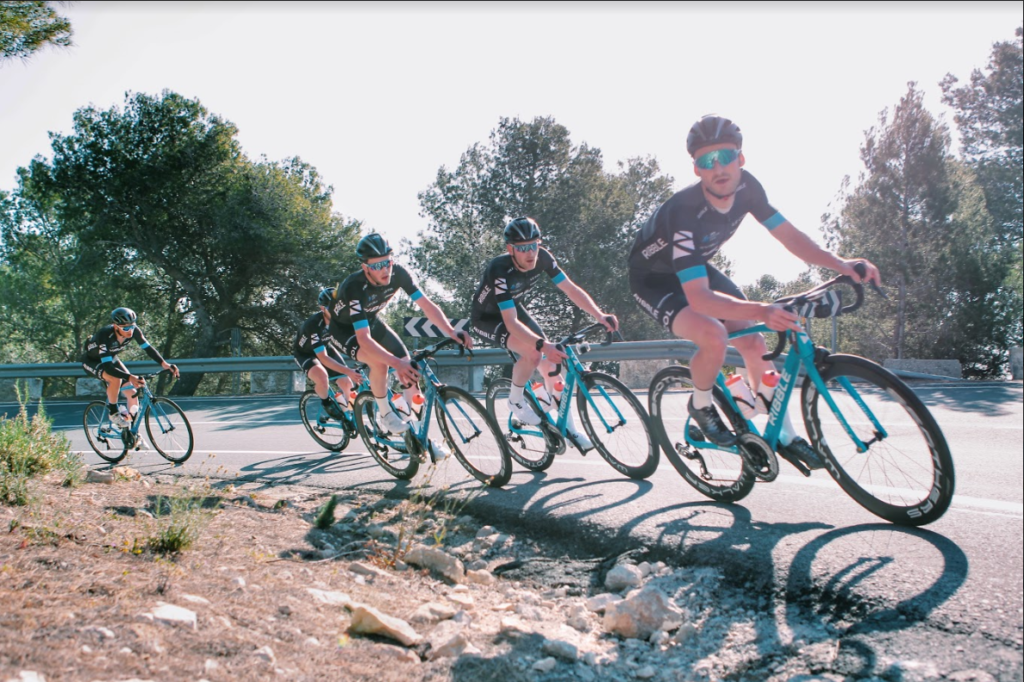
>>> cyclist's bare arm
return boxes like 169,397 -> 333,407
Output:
554,277 -> 618,332
353,328 -> 419,386
770,222 -> 881,286
500,305 -> 566,362
315,348 -> 361,383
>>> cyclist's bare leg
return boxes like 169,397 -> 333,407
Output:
724,320 -> 772,392
506,333 -> 543,389
333,376 -> 354,407
100,370 -> 139,415
308,364 -> 331,400
670,308 -> 728,390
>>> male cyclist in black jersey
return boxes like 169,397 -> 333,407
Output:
628,115 -> 880,470
471,217 -> 618,451
81,307 -> 180,429
328,233 -> 471,437
293,287 -> 364,421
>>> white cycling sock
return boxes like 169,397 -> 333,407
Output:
692,389 -> 713,409
509,382 -> 526,405
375,395 -> 393,416
778,410 -> 797,446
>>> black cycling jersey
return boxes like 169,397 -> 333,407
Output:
627,170 -> 785,285
81,325 -> 166,381
327,264 -> 421,334
470,248 -> 566,320
293,312 -> 342,358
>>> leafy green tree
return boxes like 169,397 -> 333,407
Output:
15,91 -> 361,394
0,1 -> 72,62
823,83 -> 1015,376
411,116 -> 674,341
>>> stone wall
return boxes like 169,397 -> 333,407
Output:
250,371 -> 306,394
0,378 -> 43,402
882,359 -> 962,379
618,359 -> 675,391
75,378 -> 108,397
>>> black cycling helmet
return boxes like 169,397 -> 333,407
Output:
356,233 -> 393,262
686,115 -> 743,157
111,307 -> 137,326
317,287 -> 336,308
504,217 -> 541,244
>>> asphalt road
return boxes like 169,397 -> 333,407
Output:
7,381 -> 1023,679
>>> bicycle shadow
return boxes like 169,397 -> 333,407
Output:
232,450 -> 382,486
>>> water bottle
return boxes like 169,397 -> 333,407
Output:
411,392 -> 425,415
551,380 -> 565,406
532,382 -> 555,412
757,370 -> 780,415
392,394 -> 412,421
725,373 -> 757,419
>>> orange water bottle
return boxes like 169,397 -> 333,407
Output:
725,373 -> 757,419
757,370 -> 780,415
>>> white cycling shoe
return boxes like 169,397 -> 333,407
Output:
427,439 -> 451,462
109,412 -> 131,429
380,410 -> 410,434
509,399 -> 541,426
567,429 -> 594,452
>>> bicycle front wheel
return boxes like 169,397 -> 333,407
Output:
577,371 -> 658,480
485,378 -> 558,472
648,366 -> 754,502
299,390 -> 350,452
83,401 -> 129,464
145,398 -> 194,464
802,354 -> 955,526
437,386 -> 512,488
353,392 -> 418,480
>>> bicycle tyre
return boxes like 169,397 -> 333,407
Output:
145,397 -> 194,464
83,400 -> 129,464
485,377 -> 558,472
352,391 -> 419,480
802,354 -> 955,526
648,366 -> 755,502
577,371 -> 659,480
436,386 -> 512,488
298,390 -> 350,452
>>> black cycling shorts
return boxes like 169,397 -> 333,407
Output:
81,357 -> 130,382
293,344 -> 351,378
472,304 -> 544,349
336,320 -> 409,363
629,264 -> 746,332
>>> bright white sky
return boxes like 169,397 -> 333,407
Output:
1,2 -> 1019,286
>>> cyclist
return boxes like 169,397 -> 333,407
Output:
471,217 -> 618,451
327,233 -> 472,437
627,114 -> 880,470
293,287 -> 364,421
81,307 -> 180,429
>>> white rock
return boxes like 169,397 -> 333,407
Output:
466,569 -> 496,586
605,564 -> 643,592
10,673 -> 46,682
349,605 -> 423,647
86,470 -> 114,484
637,665 -> 656,679
585,593 -> 622,613
475,525 -> 496,538
253,645 -> 275,664
82,626 -> 116,640
232,577 -> 246,589
448,593 -> 475,610
532,657 -> 558,673
204,659 -> 220,673
541,639 -> 578,661
377,643 -> 421,664
671,622 -> 698,644
427,621 -> 470,660
567,604 -> 591,633
304,637 -> 320,647
404,545 -> 465,584
603,588 -> 673,640
179,594 -> 211,606
307,588 -> 354,608
410,602 -> 458,623
143,603 -> 197,630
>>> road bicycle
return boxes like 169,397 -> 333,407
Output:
486,323 -> 658,480
352,338 -> 512,488
647,266 -> 955,526
299,374 -> 363,453
82,370 -> 194,465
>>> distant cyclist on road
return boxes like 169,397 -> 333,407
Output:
627,114 -> 880,470
81,307 -> 180,429
471,217 -> 618,451
293,287 -> 364,420
327,233 -> 472,435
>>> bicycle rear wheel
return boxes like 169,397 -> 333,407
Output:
802,354 -> 955,526
485,378 -> 558,472
436,386 -> 512,488
648,366 -> 754,502
577,371 -> 658,480
83,401 -> 129,464
299,390 -> 350,452
145,397 -> 194,464
353,392 -> 419,480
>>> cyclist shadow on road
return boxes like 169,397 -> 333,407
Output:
232,450 -> 383,487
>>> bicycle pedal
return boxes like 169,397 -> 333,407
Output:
687,425 -> 705,442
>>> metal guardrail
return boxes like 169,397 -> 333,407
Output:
0,340 -> 962,381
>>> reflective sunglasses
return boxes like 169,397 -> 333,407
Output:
117,324 -> 135,332
511,242 -> 539,253
694,148 -> 741,170
364,258 -> 393,271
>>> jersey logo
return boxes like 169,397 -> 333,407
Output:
641,238 -> 668,260
477,285 -> 491,304
350,300 -> 362,313
495,278 -> 508,294
673,231 -> 695,258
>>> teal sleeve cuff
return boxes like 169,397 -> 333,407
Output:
762,212 -> 786,230
677,266 -> 707,284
